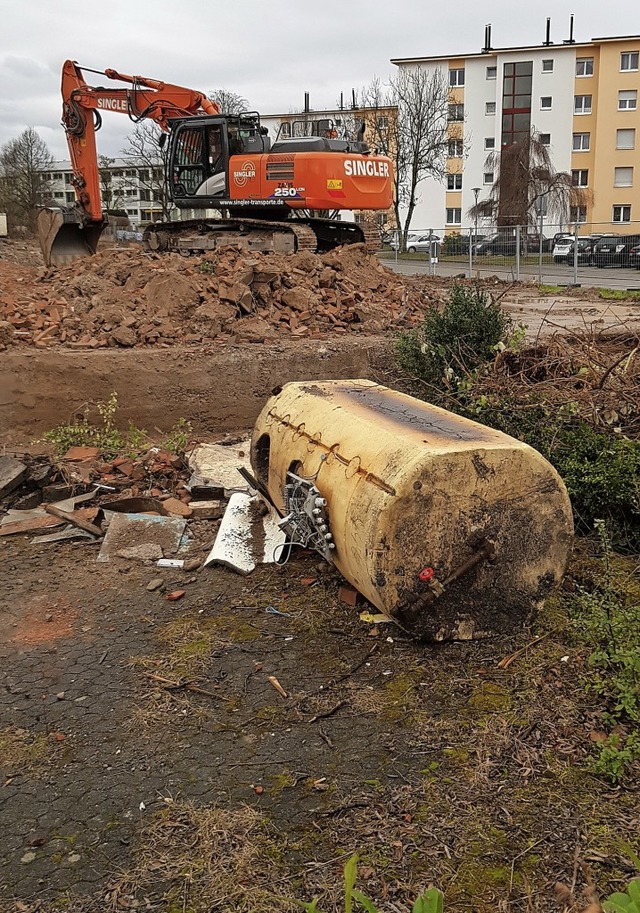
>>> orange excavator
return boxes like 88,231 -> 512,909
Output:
38,60 -> 394,266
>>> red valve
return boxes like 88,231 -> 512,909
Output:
419,567 -> 434,582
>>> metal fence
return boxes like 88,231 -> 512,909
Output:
383,221 -> 640,290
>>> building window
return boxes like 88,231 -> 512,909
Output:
542,59 -> 554,72
486,66 -> 497,79
138,169 -> 150,181
485,101 -> 496,115
614,167 -> 633,187
576,57 -> 594,77
572,169 -> 589,187
446,207 -> 462,225
616,128 -> 636,149
572,132 -> 590,151
127,209 -> 138,216
613,205 -> 631,222
501,60 -> 533,146
483,172 -> 494,184
484,137 -> 495,150
574,94 -> 592,114
446,174 -> 462,190
619,90 -> 638,111
570,205 -> 587,223
54,191 -> 64,199
449,68 -> 465,87
448,139 -> 464,157
139,189 -> 151,202
448,103 -> 464,122
65,192 -> 75,203
540,96 -> 552,110
539,133 -> 551,146
620,51 -> 639,71
53,172 -> 63,180
376,115 -> 389,128
125,169 -> 136,177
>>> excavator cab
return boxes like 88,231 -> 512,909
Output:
167,113 -> 270,209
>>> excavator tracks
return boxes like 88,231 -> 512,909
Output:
143,216 -> 379,257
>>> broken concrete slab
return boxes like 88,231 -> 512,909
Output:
97,513 -> 187,563
0,456 -> 28,498
204,492 -> 286,575
188,441 -> 252,497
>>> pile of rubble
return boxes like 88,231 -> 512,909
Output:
0,243 -> 435,350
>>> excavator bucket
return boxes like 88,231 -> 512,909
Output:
37,208 -> 105,268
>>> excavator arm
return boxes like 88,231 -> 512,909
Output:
38,59 -> 219,265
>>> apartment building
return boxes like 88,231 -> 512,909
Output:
42,158 -> 167,228
391,25 -> 640,233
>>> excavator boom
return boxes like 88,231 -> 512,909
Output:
40,60 -> 219,266
39,60 -> 393,266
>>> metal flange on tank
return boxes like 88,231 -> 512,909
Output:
251,380 -> 574,642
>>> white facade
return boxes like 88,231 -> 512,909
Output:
394,43 -> 581,232
42,158 -> 166,228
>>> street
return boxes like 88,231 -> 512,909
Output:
384,255 -> 640,290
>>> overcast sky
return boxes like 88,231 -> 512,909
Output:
1,0 -> 637,161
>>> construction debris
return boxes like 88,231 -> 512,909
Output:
0,244 -> 433,351
97,513 -> 188,563
0,456 -> 28,497
188,441 -> 252,496
203,492 -> 286,574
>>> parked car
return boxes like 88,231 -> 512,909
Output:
552,236 -> 577,262
475,232 -> 551,255
443,233 -> 487,255
592,234 -> 640,268
553,235 -> 603,265
628,241 -> 640,269
406,234 -> 442,253
389,232 -> 420,251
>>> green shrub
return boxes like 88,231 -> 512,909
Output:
396,284 -> 511,391
44,392 -> 193,458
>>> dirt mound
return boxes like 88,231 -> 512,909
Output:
0,243 -> 437,350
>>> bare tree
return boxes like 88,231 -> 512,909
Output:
208,88 -> 249,114
469,131 -> 590,232
98,154 -> 125,214
120,123 -> 172,221
0,128 -> 54,233
359,68 -> 457,250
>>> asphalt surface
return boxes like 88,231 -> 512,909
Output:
384,255 -> 640,290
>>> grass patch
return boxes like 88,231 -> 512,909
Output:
598,288 -> 640,301
0,727 -> 63,774
107,801 -> 299,913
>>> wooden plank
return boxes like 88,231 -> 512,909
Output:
0,516 -> 64,537
43,504 -> 103,537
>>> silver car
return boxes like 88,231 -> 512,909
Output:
405,234 -> 442,253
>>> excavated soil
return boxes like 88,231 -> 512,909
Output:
0,242 -> 437,350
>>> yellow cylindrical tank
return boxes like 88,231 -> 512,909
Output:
251,380 -> 573,641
